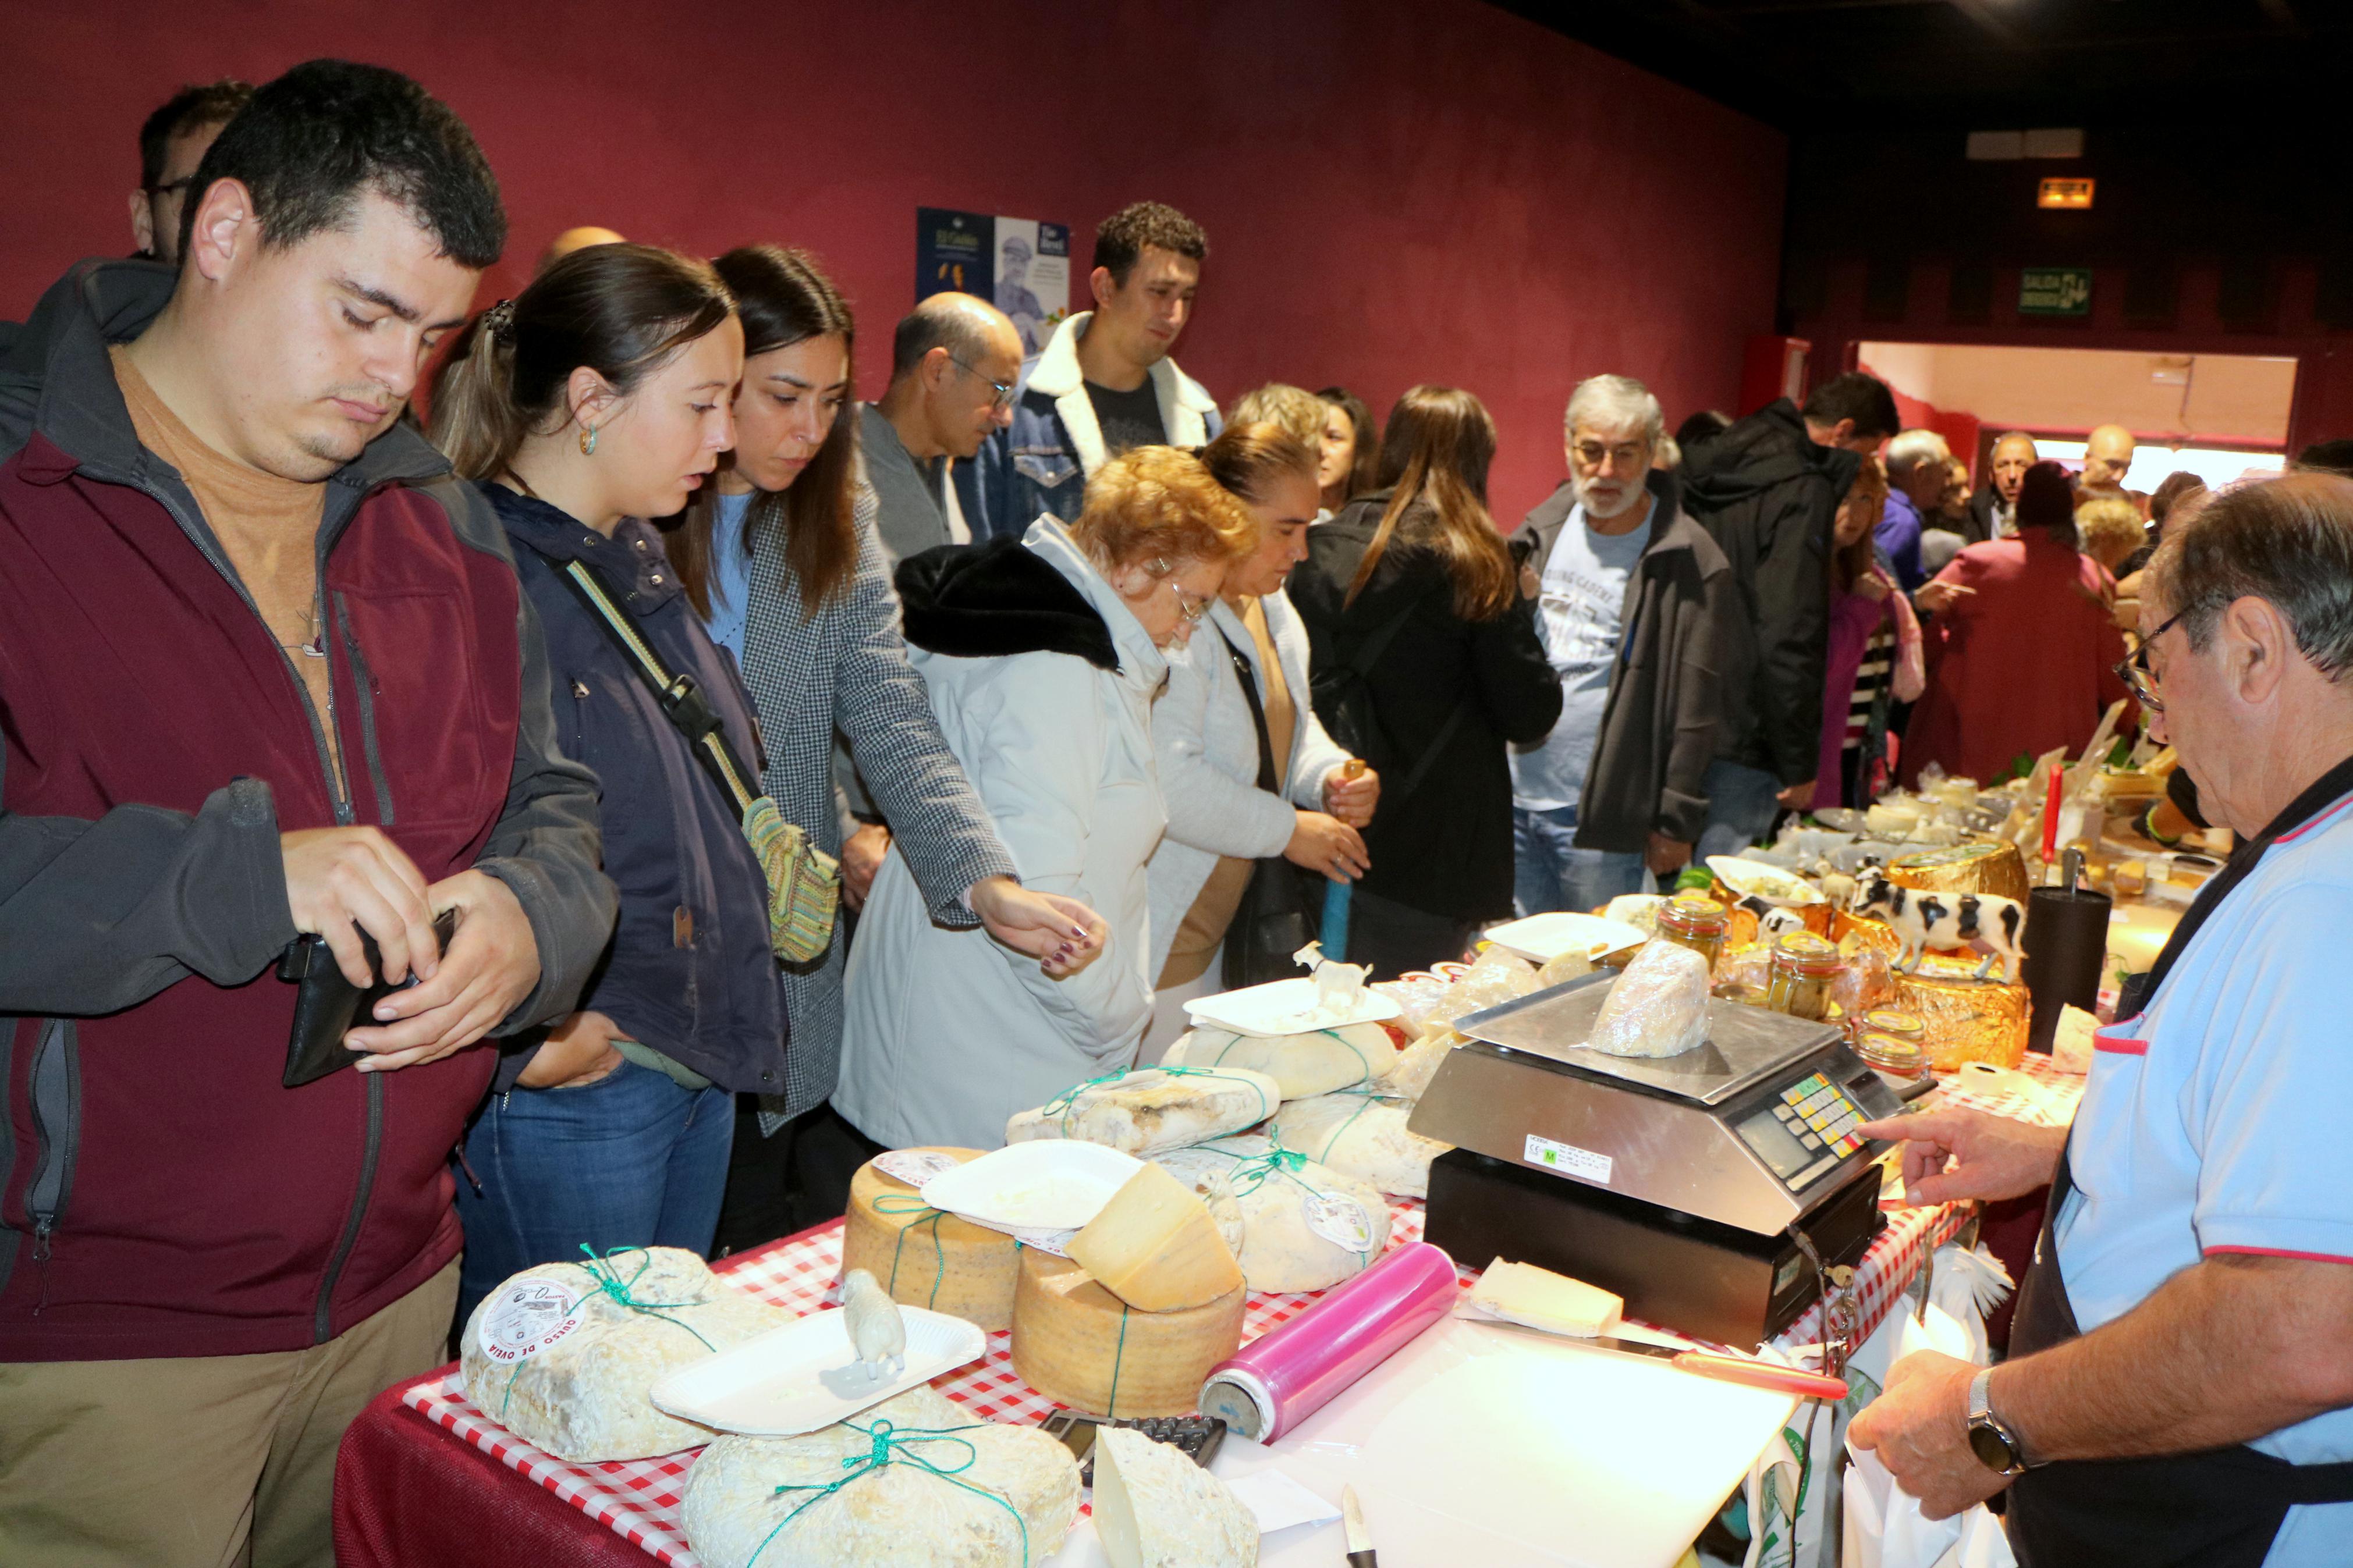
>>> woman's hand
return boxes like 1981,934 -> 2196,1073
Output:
1855,573 -> 1891,603
968,876 -> 1108,978
1915,578 -> 1975,616
839,823 -> 891,911
1285,811 -> 1369,881
1322,763 -> 1380,827
516,1009 -> 626,1089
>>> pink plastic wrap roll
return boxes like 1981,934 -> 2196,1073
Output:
1198,1240 -> 1458,1443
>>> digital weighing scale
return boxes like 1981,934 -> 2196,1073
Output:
1410,970 -> 1902,1346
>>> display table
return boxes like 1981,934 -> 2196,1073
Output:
332,1060 -> 2082,1568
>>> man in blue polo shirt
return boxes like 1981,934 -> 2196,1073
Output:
1852,474 -> 2353,1567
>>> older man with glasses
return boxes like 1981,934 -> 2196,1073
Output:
864,291 -> 1023,563
1853,472 -> 2353,1568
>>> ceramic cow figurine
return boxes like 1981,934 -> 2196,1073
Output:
1734,894 -> 1809,940
1851,874 -> 2026,984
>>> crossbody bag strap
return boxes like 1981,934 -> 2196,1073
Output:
556,559 -> 763,819
1212,623 -> 1280,793
1347,597 -> 1420,678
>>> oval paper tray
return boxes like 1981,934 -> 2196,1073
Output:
918,1139 -> 1145,1231
1183,975 -> 1401,1036
649,1306 -> 987,1437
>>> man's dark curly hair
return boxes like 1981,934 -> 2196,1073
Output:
1091,201 -> 1207,286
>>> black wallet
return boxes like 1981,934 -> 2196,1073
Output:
276,909 -> 459,1089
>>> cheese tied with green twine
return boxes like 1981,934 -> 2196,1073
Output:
1268,1085 -> 1453,1200
1163,1021 -> 1402,1100
1156,1133 -> 1392,1292
1004,1063 -> 1282,1157
1008,1247 -> 1244,1419
840,1148 -> 1020,1332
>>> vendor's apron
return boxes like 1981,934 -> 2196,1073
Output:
2007,759 -> 2353,1567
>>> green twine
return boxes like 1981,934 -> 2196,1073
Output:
1209,1026 -> 1381,1089
495,1246 -> 716,1423
1299,1085 -> 1407,1168
747,1418 -> 1029,1566
1195,1133 -> 1372,1263
874,1193 -> 947,1309
1105,1302 -> 1132,1419
1040,1064 -> 1273,1138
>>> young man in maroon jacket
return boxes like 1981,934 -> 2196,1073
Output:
0,62 -> 615,1567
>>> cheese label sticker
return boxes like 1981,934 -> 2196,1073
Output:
478,1277 -> 585,1364
874,1149 -> 964,1188
1303,1194 -> 1377,1253
1009,1226 -> 1076,1258
1525,1134 -> 1613,1186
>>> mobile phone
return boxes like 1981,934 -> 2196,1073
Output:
277,908 -> 460,1089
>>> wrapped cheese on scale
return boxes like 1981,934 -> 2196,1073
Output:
1156,1136 -> 1390,1293
1269,1090 -> 1451,1200
682,1384 -> 1079,1568
1585,938 -> 1711,1059
459,1247 -> 788,1462
1005,1065 -> 1279,1158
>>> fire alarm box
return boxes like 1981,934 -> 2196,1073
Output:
1740,336 -> 1810,418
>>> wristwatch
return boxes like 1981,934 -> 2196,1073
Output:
1967,1366 -> 2031,1477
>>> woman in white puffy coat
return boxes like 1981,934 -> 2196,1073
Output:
834,447 -> 1258,1151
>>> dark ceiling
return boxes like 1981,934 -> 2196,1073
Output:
1498,0 -> 2353,130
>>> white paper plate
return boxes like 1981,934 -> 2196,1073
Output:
917,1139 -> 1145,1231
1705,855 -> 1828,906
1480,912 -> 1649,966
649,1305 -> 985,1437
1183,976 -> 1401,1035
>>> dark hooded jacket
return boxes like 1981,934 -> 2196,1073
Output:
0,259 -> 613,1361
1678,398 -> 1860,786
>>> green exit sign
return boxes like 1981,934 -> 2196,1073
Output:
2020,267 -> 2093,317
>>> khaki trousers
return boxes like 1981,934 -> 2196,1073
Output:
0,1260 -> 459,1568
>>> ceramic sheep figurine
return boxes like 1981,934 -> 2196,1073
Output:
1850,874 -> 2026,984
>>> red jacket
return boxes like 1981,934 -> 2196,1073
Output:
1900,531 -> 2132,788
0,261 -> 614,1359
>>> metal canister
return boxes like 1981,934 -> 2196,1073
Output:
1765,931 -> 1844,1021
1656,892 -> 1729,969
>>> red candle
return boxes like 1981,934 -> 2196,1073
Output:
2042,765 -> 2064,862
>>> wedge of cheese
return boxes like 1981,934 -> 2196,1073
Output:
1163,1023 -> 1398,1100
1005,1066 -> 1280,1158
1091,1425 -> 1258,1568
1471,1258 -> 1624,1338
1067,1164 -> 1243,1313
1010,1250 -> 1244,1417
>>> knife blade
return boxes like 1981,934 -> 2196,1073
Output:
1342,1483 -> 1376,1567
1581,1334 -> 1849,1400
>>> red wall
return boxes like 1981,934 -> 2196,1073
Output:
0,0 -> 1786,520
1861,369 -> 1983,483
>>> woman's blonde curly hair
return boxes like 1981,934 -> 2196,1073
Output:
1070,445 -> 1258,576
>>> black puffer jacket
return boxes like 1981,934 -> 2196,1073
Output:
1678,399 -> 1859,786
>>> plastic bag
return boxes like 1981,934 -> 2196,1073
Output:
1372,974 -> 1454,1031
1587,939 -> 1710,1058
1453,944 -> 1541,1009
1830,944 -> 1896,1018
1535,947 -> 1594,988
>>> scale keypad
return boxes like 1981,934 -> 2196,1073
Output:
1778,1073 -> 1867,1157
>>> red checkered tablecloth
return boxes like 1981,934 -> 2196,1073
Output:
381,1056 -> 2085,1568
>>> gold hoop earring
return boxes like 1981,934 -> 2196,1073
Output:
580,425 -> 598,457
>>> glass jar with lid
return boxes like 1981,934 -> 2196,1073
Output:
1764,931 -> 1844,1021
1857,1008 -> 1926,1047
1857,1031 -> 1929,1089
1656,893 -> 1729,969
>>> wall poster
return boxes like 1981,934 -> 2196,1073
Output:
916,208 -> 1070,356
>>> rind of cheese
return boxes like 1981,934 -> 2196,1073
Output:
458,1248 -> 787,1462
1162,1023 -> 1398,1100
1471,1258 -> 1624,1338
1156,1137 -> 1391,1293
1066,1164 -> 1243,1313
1009,1250 -> 1244,1417
841,1149 -> 1020,1331
682,1384 -> 1078,1568
1003,1066 -> 1280,1158
1585,940 -> 1710,1059
1268,1092 -> 1450,1199
1377,1026 -> 1463,1103
1091,1425 -> 1259,1568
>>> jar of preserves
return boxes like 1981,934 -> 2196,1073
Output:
1857,1031 -> 1929,1089
1765,931 -> 1843,1021
1656,893 -> 1729,969
1857,1008 -> 1926,1047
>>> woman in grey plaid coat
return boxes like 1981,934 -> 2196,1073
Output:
669,248 -> 1108,1246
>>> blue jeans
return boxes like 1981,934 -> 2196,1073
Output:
1696,759 -> 1786,863
1513,804 -> 1653,916
455,1055 -> 735,1327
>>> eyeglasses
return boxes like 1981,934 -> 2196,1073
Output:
2116,608 -> 2186,712
1167,578 -> 1213,625
949,357 -> 1017,413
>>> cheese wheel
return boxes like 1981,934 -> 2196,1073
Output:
1005,1066 -> 1280,1157
1156,1138 -> 1389,1293
1886,840 -> 2031,904
841,1149 -> 1020,1331
1067,1164 -> 1243,1313
683,1384 -> 1078,1568
1091,1426 -> 1258,1568
1163,1023 -> 1398,1100
1269,1092 -> 1450,1199
1010,1250 -> 1244,1417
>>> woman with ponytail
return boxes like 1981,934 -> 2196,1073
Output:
1288,385 -> 1562,978
427,243 -> 773,1325
665,247 -> 1108,1246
